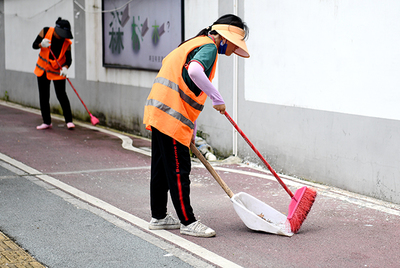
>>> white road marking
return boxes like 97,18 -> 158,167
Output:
47,166 -> 150,175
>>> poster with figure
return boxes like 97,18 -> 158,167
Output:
102,0 -> 183,71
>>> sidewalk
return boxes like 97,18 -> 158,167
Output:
1,100 -> 400,268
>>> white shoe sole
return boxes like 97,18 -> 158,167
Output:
149,224 -> 180,230
180,230 -> 216,237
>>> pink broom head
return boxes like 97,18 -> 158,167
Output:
286,186 -> 317,233
90,114 -> 100,126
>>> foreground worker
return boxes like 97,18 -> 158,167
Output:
143,14 -> 250,237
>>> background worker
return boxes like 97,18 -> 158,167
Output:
32,17 -> 75,130
143,14 -> 250,237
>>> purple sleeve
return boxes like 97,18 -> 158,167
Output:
187,61 -> 225,106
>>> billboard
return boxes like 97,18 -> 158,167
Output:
102,0 -> 184,71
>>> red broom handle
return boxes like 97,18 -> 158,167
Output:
49,48 -> 92,115
224,111 -> 294,198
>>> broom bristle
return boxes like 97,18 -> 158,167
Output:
287,187 -> 317,233
90,115 -> 100,126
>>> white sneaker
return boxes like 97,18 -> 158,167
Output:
180,221 -> 216,237
149,214 -> 180,230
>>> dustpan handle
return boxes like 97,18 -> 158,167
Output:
224,112 -> 294,198
190,143 -> 234,198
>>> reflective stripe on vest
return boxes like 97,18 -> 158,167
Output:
153,77 -> 204,112
34,27 -> 72,80
143,36 -> 218,147
146,98 -> 195,130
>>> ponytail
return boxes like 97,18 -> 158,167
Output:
179,26 -> 216,46
195,26 -> 212,37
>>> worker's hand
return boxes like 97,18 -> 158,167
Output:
60,66 -> 68,77
213,104 -> 226,114
40,38 -> 51,48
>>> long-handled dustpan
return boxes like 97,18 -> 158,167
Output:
190,143 -> 293,237
224,112 -> 316,233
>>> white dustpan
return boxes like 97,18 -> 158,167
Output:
191,144 -> 293,237
231,192 -> 293,236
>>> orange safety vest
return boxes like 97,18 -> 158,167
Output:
34,27 -> 72,80
143,36 -> 218,147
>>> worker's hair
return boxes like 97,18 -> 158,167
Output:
179,14 -> 249,46
197,14 -> 249,40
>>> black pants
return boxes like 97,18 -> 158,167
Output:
150,127 -> 196,226
37,74 -> 72,124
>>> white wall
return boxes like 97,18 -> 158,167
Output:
245,0 -> 400,121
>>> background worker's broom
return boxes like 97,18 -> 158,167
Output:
49,48 -> 100,126
224,111 -> 317,233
